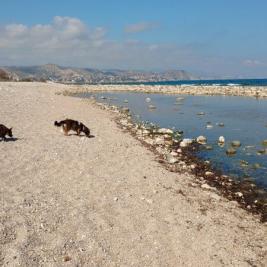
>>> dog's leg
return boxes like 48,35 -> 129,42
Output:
63,125 -> 68,136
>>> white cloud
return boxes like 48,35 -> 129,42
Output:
124,22 -> 158,33
243,59 -> 264,67
0,16 -> 192,69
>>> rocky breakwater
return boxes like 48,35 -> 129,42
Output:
73,84 -> 267,98
93,100 -> 267,222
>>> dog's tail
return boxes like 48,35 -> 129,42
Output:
54,120 -> 64,127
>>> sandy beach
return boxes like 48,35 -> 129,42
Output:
0,82 -> 266,266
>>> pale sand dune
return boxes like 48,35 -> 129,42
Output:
0,82 -> 266,267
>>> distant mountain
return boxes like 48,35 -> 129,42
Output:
1,64 -> 198,83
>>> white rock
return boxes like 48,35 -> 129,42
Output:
235,192 -> 243,197
201,184 -> 216,190
205,171 -> 214,176
145,97 -> 151,103
157,128 -> 173,134
154,137 -> 165,145
180,138 -> 193,147
196,135 -> 207,144
218,136 -> 225,143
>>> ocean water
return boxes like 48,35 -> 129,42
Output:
94,78 -> 267,87
77,92 -> 267,189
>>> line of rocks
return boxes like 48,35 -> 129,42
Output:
69,84 -> 267,98
91,100 -> 267,222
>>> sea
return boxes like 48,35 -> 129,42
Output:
76,79 -> 267,190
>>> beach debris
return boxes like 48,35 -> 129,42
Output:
180,138 -> 193,147
145,97 -> 151,103
231,140 -> 241,147
226,147 -> 237,155
196,135 -> 207,144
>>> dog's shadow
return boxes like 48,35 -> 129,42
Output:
68,134 -> 95,138
0,137 -> 19,142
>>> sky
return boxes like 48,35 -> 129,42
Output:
0,0 -> 266,78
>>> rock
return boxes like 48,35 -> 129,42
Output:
148,104 -> 156,110
114,197 -> 119,201
206,124 -> 213,129
231,140 -> 241,147
262,139 -> 267,146
235,192 -> 243,198
176,97 -> 185,101
154,137 -> 165,145
218,136 -> 225,144
204,145 -> 213,150
145,97 -> 151,103
122,107 -> 130,113
226,147 -> 237,155
144,138 -> 154,145
142,129 -> 150,135
177,148 -> 182,153
197,112 -> 205,116
180,138 -> 193,147
124,99 -> 128,103
205,171 -> 214,176
252,163 -> 261,169
196,135 -> 207,144
100,96 -> 106,99
166,154 -> 178,164
157,128 -> 173,134
257,148 -> 267,155
218,122 -> 224,127
170,151 -> 178,156
209,193 -> 221,201
201,184 -> 214,190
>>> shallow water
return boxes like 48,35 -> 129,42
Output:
78,92 -> 267,189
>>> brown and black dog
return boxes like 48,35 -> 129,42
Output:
54,119 -> 90,137
0,124 -> 13,141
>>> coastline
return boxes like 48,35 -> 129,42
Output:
62,83 -> 267,98
1,82 -> 266,266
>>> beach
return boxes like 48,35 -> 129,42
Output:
0,82 -> 266,266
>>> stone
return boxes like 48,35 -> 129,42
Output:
235,192 -> 243,198
145,97 -> 151,103
148,104 -> 156,110
262,139 -> 267,146
218,136 -> 225,144
218,122 -> 225,127
231,140 -> 241,147
205,171 -> 214,176
157,128 -> 173,134
122,107 -> 130,113
170,151 -> 178,156
197,112 -> 205,116
177,148 -> 182,153
180,138 -> 193,147
226,147 -> 237,155
154,137 -> 165,145
196,135 -> 207,144
209,193 -> 221,201
206,124 -> 213,129
166,154 -> 178,164
201,184 -> 213,190
205,145 -> 213,150
124,99 -> 128,103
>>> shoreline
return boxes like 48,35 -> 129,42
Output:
62,83 -> 267,98
1,82 -> 266,266
84,97 -> 267,222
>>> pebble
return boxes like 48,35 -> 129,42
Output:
235,192 -> 243,198
196,135 -> 207,144
231,140 -> 241,147
201,184 -> 214,190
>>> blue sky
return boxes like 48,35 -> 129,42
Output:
0,0 -> 266,78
